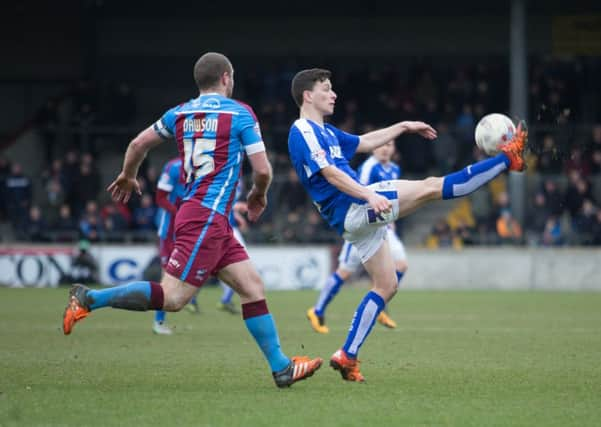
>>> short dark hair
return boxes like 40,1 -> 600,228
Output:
290,68 -> 332,107
193,52 -> 233,91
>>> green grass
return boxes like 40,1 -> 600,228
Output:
1,286 -> 601,427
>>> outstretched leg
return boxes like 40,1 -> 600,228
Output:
63,274 -> 201,335
393,122 -> 528,218
392,153 -> 508,219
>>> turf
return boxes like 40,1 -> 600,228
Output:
1,286 -> 600,427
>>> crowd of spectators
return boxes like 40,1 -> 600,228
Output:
3,56 -> 601,246
0,151 -> 161,243
425,144 -> 601,248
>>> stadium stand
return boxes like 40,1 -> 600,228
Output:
2,57 -> 601,246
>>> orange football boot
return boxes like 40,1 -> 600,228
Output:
377,311 -> 397,329
63,284 -> 91,335
330,349 -> 365,382
500,120 -> 528,171
273,355 -> 323,388
306,307 -> 329,334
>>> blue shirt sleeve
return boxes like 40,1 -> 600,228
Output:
153,106 -> 178,140
289,126 -> 334,178
327,125 -> 360,160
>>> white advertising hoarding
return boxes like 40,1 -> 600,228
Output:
0,247 -> 73,288
0,245 -> 332,290
246,246 -> 331,290
3,245 -> 601,290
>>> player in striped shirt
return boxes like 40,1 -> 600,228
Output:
63,52 -> 322,388
307,141 -> 407,333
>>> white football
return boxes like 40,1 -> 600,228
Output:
474,113 -> 516,156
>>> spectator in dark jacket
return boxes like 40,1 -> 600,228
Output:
133,193 -> 157,231
27,206 -> 48,242
4,163 -> 32,238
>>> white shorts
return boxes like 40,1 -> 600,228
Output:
342,180 -> 400,263
338,228 -> 407,273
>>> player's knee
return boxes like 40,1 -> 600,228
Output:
422,177 -> 443,200
336,268 -> 352,281
161,289 -> 190,311
373,276 -> 398,301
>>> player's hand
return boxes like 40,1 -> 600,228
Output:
107,172 -> 141,204
402,121 -> 437,140
233,201 -> 248,215
367,192 -> 392,214
233,201 -> 249,231
246,187 -> 267,222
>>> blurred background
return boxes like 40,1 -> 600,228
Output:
1,0 -> 601,288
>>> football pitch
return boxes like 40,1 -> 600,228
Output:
1,286 -> 601,427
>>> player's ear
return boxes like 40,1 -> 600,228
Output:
303,89 -> 313,105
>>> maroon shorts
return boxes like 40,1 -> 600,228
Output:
159,233 -> 174,269
164,203 -> 249,287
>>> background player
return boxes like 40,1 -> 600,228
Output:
307,140 -> 407,333
63,52 -> 323,388
152,157 -> 186,334
288,68 -> 527,382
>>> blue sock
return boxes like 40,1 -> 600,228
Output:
87,281 -> 163,311
396,270 -> 405,287
220,283 -> 235,304
442,153 -> 509,199
343,291 -> 386,358
190,295 -> 197,305
314,272 -> 344,317
242,300 -> 290,372
155,310 -> 166,323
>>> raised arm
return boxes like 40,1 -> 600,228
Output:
356,121 -> 437,153
107,126 -> 164,203
246,150 -> 273,222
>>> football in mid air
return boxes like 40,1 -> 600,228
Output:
474,113 -> 516,156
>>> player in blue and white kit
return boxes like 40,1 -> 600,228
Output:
288,68 -> 527,382
306,141 -> 407,333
